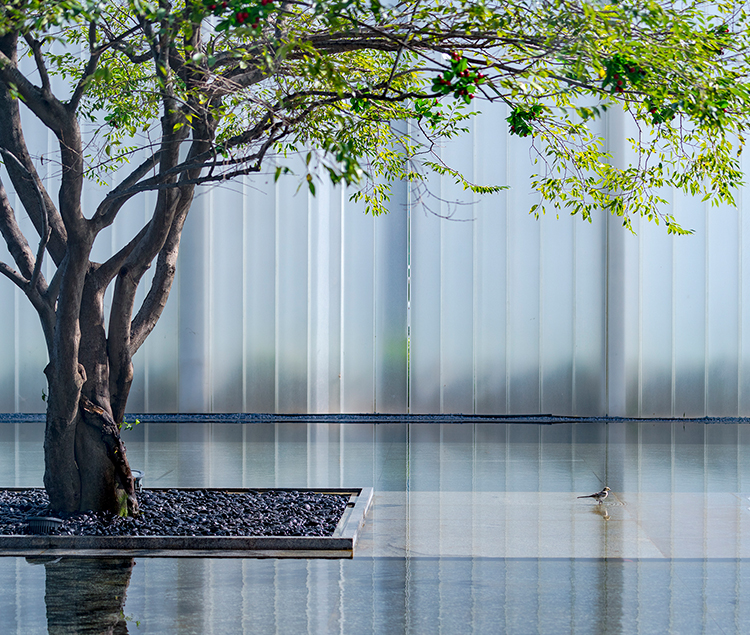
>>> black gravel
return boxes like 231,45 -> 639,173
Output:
0,489 -> 350,537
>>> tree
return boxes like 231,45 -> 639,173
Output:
0,0 -> 748,514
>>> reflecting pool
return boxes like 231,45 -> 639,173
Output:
1,421 -> 750,633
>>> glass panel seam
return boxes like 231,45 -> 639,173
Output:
738,191 -> 743,415
638,220 -> 643,417
704,205 -> 709,417
671,184 -> 676,418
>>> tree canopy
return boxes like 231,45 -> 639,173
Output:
1,0 -> 750,513
2,0 -> 748,236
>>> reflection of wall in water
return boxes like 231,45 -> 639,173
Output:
1,421 -> 750,632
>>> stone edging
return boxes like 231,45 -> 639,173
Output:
0,487 -> 373,559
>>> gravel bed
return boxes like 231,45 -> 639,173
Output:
0,489 -> 350,537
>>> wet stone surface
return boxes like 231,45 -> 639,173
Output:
0,489 -> 350,537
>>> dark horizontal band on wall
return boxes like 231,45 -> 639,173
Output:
2,413 -> 750,424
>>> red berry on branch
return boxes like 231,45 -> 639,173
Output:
222,1 -> 227,6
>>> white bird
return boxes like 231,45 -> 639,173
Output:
577,486 -> 611,504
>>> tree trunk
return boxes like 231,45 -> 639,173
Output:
43,294 -> 139,516
44,391 -> 138,515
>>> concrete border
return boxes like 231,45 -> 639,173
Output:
0,487 -> 374,559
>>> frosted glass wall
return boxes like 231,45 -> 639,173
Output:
1,102 -> 749,415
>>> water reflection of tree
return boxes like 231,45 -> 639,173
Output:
41,557 -> 134,634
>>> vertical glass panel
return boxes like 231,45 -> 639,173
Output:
177,191 -> 210,412
574,212 -> 607,415
741,154 -> 750,416
118,192 -> 147,413
134,189 -> 180,413
640,201 -> 674,417
244,174 -> 276,413
506,135 -> 540,413
706,205 -> 740,415
374,176 -> 408,413
622,217 -> 642,416
409,147 -> 442,413
275,174 -> 308,413
473,105 -> 508,414
474,104 -> 508,414
0,219 -> 15,411
341,195 -> 375,413
308,180 -> 336,413
440,129 -> 475,414
327,188 -> 343,413
606,110 -> 641,416
540,212 -> 574,415
672,191 -> 707,417
16,226 -> 47,414
140,268 -> 180,413
15,113 -> 50,414
210,183 -> 245,411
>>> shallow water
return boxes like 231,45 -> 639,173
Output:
1,421 -> 750,633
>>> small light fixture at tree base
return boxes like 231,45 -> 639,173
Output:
27,516 -> 63,535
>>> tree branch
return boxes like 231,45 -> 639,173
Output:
23,34 -> 52,96
68,22 -> 102,113
0,35 -> 86,240
0,175 -> 35,281
0,260 -> 27,290
0,148 -> 50,293
0,34 -> 67,265
92,149 -> 164,231
128,187 -> 191,355
0,46 -> 68,135
94,223 -> 150,289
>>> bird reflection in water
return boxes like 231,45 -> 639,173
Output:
594,506 -> 610,521
27,556 -> 135,634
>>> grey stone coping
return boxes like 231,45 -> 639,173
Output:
0,487 -> 373,559
4,413 -> 750,424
